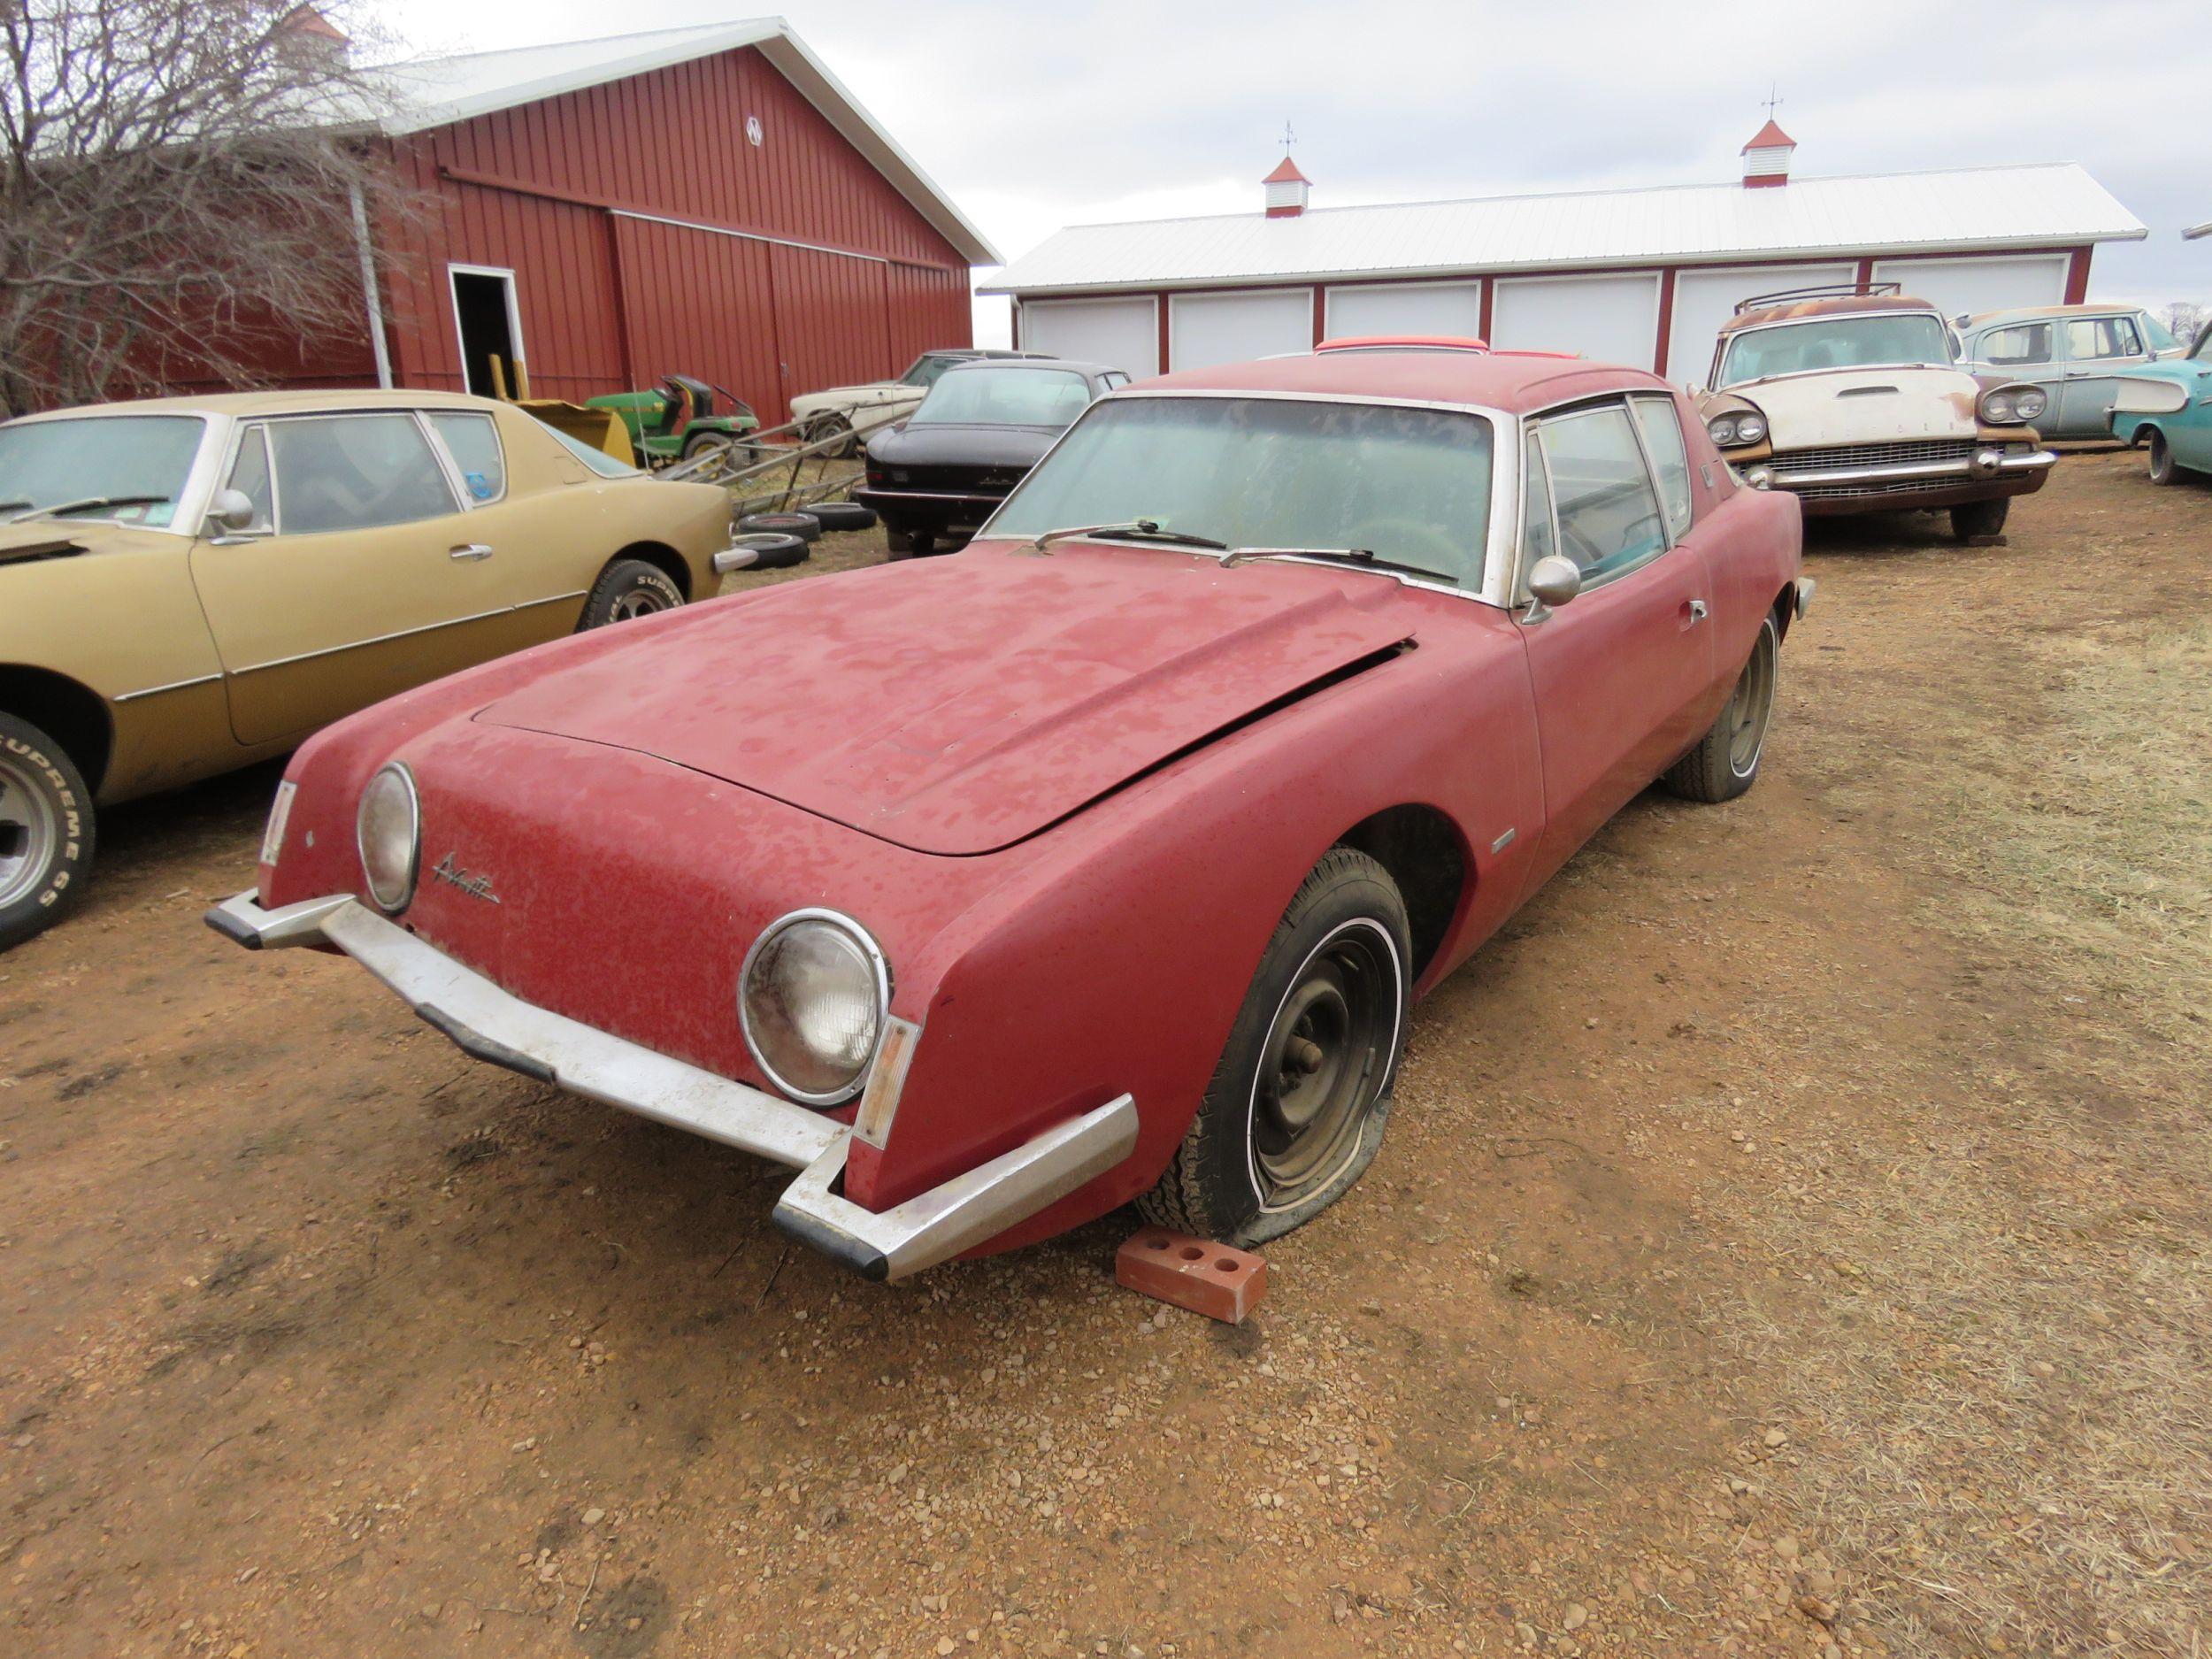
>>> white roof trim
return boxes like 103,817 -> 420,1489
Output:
983,161 -> 2144,297
373,19 -> 999,265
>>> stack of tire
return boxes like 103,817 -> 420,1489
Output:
726,500 -> 878,572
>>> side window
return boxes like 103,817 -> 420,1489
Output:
223,424 -> 275,534
1520,428 -> 1555,572
2065,318 -> 2140,362
428,411 -> 505,503
1536,403 -> 1668,582
268,415 -> 458,535
1981,323 -> 2051,366
1630,395 -> 1694,540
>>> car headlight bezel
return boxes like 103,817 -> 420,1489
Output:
1979,383 -> 2045,426
1707,409 -> 1766,449
356,763 -> 420,913
740,908 -> 892,1108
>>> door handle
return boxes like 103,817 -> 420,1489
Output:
1686,598 -> 1709,625
449,543 -> 494,561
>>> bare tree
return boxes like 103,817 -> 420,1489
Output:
2162,302 -> 2205,351
0,1 -> 405,414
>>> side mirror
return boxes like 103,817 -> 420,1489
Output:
1527,555 -> 1583,609
205,488 -> 257,534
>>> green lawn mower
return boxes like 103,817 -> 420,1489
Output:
587,374 -> 762,469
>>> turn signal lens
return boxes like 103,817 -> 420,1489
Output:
356,764 -> 420,912
741,911 -> 889,1106
259,780 -> 296,869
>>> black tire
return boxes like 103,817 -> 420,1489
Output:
578,558 -> 684,628
726,531 -> 809,571
1139,848 -> 1410,1247
0,712 -> 96,952
2147,429 -> 2177,487
681,430 -> 735,464
801,501 -> 877,533
1663,612 -> 1778,804
737,511 -> 820,542
1950,496 -> 2010,541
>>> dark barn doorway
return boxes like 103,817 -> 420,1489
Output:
449,266 -> 522,397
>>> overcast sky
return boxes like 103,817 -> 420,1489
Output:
378,0 -> 2212,345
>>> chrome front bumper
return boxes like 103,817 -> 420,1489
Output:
1759,447 -> 2056,492
205,891 -> 1138,1282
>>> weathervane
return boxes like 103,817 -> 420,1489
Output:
1281,120 -> 1295,153
1762,83 -> 1783,119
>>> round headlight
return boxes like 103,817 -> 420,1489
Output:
741,910 -> 888,1105
1983,390 -> 2016,424
356,763 -> 420,912
1733,414 -> 1766,445
1707,414 -> 1739,446
2014,387 -> 2048,422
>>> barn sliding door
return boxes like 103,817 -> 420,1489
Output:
771,243 -> 895,421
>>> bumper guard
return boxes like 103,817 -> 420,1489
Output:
205,891 -> 1137,1281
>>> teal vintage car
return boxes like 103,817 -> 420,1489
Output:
2108,324 -> 2212,485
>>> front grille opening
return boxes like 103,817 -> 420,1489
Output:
1775,438 -> 1978,472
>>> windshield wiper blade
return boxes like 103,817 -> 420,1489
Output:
1223,545 -> 1457,583
1025,518 -> 1228,554
10,493 -> 171,523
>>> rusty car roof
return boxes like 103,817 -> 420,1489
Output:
1960,302 -> 2143,328
1136,349 -> 1673,416
1719,293 -> 1941,335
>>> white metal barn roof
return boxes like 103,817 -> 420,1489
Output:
368,20 -> 1001,264
982,164 -> 2143,296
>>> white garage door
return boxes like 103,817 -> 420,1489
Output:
1168,288 -> 1313,371
1492,273 -> 1663,369
1020,296 -> 1158,377
1325,280 -> 1485,341
1667,262 -> 1857,388
1871,255 -> 2070,325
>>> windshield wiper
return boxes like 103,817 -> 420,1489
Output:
1024,518 -> 1228,554
1222,545 -> 1457,584
9,493 -> 171,524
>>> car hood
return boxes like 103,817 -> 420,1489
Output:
865,422 -> 1063,468
1727,366 -> 1985,443
477,544 -> 1412,856
797,380 -> 906,404
0,519 -> 174,568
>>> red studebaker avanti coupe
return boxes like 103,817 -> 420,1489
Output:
209,340 -> 1808,1282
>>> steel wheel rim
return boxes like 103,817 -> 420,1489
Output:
1727,624 -> 1778,778
0,754 -> 58,910
611,588 -> 671,622
1248,920 -> 1399,1211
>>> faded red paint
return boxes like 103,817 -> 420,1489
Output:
258,346 -> 1802,1261
2063,246 -> 2092,304
1653,266 -> 1678,377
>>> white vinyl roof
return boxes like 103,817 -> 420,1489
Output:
369,20 -> 999,265
982,163 -> 2144,296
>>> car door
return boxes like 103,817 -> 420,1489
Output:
188,411 -> 517,747
1972,320 -> 2060,419
2058,315 -> 2152,437
1514,397 -> 1716,893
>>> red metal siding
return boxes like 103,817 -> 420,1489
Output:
366,42 -> 972,422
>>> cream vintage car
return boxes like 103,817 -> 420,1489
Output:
787,349 -> 1055,456
1694,287 -> 2057,542
0,389 -> 746,949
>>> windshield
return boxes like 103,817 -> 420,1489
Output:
899,354 -> 963,388
912,368 -> 1094,428
987,396 -> 1495,588
0,414 -> 205,526
1719,313 -> 1955,386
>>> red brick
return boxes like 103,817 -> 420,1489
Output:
1115,1227 -> 1268,1324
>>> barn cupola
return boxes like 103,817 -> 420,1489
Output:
275,4 -> 351,65
1263,155 -> 1311,219
1741,118 -> 1795,188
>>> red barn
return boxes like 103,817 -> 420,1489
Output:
270,18 -> 997,425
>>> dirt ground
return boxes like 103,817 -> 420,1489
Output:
4,454 -> 2207,1659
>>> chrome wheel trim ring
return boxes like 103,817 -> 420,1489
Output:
0,753 -> 59,910
1245,917 -> 1404,1215
1727,621 -> 1779,779
611,586 -> 673,622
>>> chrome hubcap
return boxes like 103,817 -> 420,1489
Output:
0,755 -> 58,910
1727,625 -> 1778,777
1250,923 -> 1397,1210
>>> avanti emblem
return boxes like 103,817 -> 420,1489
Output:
430,851 -> 500,904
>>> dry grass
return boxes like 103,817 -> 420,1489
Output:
1729,608 -> 2212,1655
